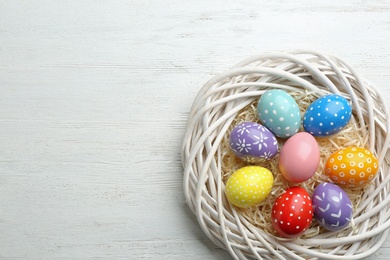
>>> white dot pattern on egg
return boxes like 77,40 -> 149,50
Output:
257,90 -> 301,138
271,187 -> 313,238
225,166 -> 274,208
325,146 -> 378,187
303,94 -> 352,136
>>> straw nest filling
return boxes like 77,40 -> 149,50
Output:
220,91 -> 368,238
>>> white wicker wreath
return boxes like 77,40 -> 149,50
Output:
181,51 -> 390,259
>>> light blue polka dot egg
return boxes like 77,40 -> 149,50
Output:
257,90 -> 301,138
303,94 -> 352,136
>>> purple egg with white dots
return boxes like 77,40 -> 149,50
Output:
312,182 -> 353,231
303,94 -> 352,136
230,122 -> 278,163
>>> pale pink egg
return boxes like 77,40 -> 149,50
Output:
279,132 -> 320,183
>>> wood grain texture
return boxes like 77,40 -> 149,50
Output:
0,0 -> 390,259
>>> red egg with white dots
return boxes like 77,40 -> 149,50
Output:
271,186 -> 313,238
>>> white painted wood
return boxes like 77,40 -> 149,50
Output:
0,0 -> 390,258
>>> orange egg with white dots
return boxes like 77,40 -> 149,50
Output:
325,146 -> 379,187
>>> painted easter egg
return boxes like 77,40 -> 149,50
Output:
271,187 -> 313,238
303,94 -> 352,136
257,90 -> 301,138
325,146 -> 379,187
230,122 -> 278,162
225,166 -> 274,208
279,132 -> 320,183
312,183 -> 353,231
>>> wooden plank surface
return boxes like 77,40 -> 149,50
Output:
1,0 -> 390,259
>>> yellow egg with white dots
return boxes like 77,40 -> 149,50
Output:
225,166 -> 274,208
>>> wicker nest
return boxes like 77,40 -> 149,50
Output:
181,51 -> 390,259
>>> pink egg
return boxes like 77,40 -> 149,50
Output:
279,132 -> 320,183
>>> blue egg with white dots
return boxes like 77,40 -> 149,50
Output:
257,90 -> 301,138
303,94 -> 352,137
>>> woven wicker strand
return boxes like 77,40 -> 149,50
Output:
181,51 -> 390,259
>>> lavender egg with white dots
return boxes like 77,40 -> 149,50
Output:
257,90 -> 301,138
312,182 -> 353,231
303,94 -> 352,137
230,122 -> 278,163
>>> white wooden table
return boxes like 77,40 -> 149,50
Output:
1,1 -> 390,259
